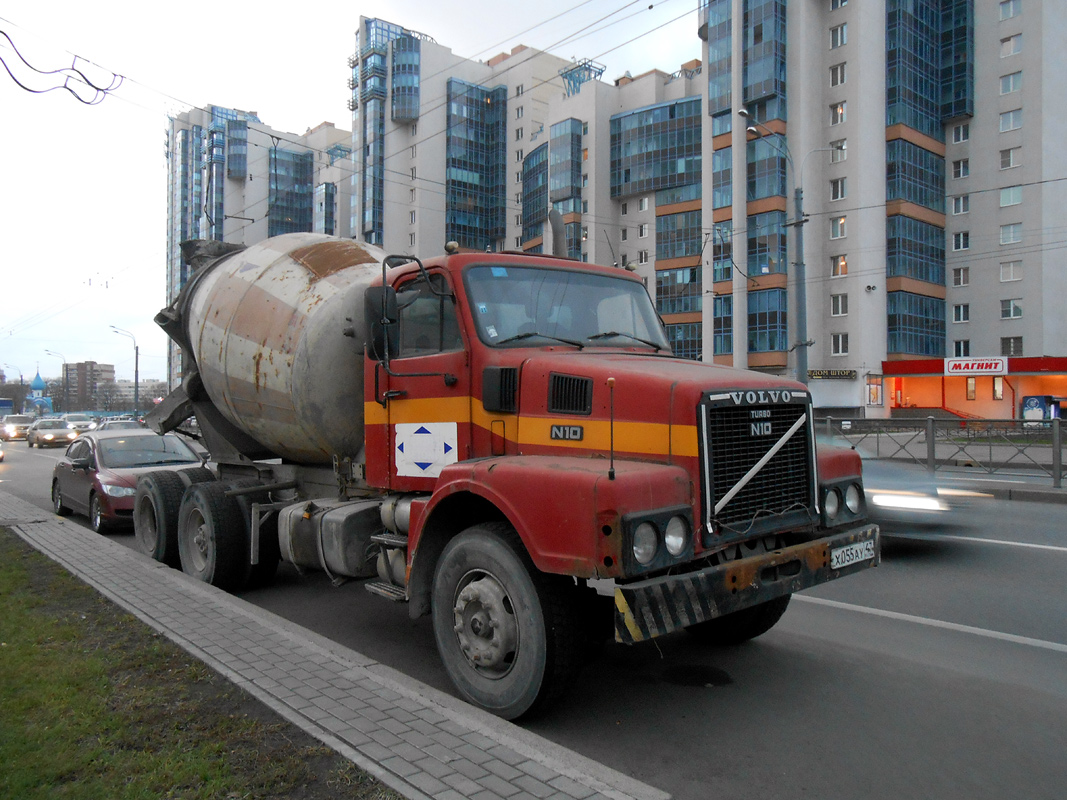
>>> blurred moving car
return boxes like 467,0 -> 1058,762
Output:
1,414 -> 34,440
0,438 -> 5,462
96,419 -> 145,431
51,430 -> 206,532
61,413 -> 97,432
27,419 -> 79,448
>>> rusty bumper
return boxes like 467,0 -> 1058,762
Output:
614,524 -> 880,643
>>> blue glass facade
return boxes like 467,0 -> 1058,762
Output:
747,210 -> 787,276
886,0 -> 943,140
656,210 -> 702,261
445,78 -> 507,249
549,118 -> 583,240
665,322 -> 702,360
886,140 -> 945,213
887,291 -> 946,356
268,148 -> 314,236
314,182 -> 337,235
748,288 -> 787,352
714,295 -> 733,355
656,266 -> 702,315
742,0 -> 786,117
609,98 -> 701,198
704,0 -> 732,116
887,216 -> 946,286
391,36 -> 421,121
712,222 -> 733,283
225,119 -> 247,180
522,143 -> 548,247
712,146 -> 732,209
940,0 -> 974,120
746,136 -> 787,201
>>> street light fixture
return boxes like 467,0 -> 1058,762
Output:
110,326 -> 139,418
45,349 -> 68,412
738,109 -> 830,385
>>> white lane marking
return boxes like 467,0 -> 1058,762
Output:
882,532 -> 1067,554
796,595 -> 1067,654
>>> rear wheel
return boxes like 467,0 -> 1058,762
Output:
51,481 -> 71,516
177,482 -> 250,591
134,472 -> 187,566
685,595 -> 791,645
431,522 -> 582,719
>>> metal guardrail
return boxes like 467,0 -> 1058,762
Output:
822,416 -> 1064,488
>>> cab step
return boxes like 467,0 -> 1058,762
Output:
365,581 -> 407,602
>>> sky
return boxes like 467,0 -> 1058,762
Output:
0,0 -> 700,384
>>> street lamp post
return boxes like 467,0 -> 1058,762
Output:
738,109 -> 829,386
45,350 -> 68,412
110,326 -> 139,418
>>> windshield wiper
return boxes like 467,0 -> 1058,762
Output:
587,331 -> 665,351
495,331 -> 584,349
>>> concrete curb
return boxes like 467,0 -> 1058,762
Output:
0,490 -> 669,800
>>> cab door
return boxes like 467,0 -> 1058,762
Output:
381,271 -> 471,492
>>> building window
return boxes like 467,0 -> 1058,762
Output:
1000,186 -> 1022,207
516,106 -> 524,119
1000,0 -> 1021,19
1001,72 -> 1022,94
639,197 -> 649,211
954,339 -> 971,357
952,231 -> 970,251
410,167 -> 417,180
409,233 -> 416,247
410,144 -> 417,157
1000,223 -> 1022,244
830,63 -> 846,86
830,216 -> 847,239
515,127 -> 523,141
831,254 -> 848,276
621,228 -> 628,241
1000,109 -> 1022,132
952,195 -> 969,215
831,293 -> 848,316
1001,34 -> 1022,57
1000,260 -> 1022,281
966,377 -> 977,401
831,333 -> 849,356
1001,298 -> 1023,319
830,177 -> 847,201
410,188 -> 416,202
516,149 -> 523,162
952,267 -> 970,287
993,376 -> 1005,401
952,123 -> 970,143
831,139 -> 847,162
411,123 -> 418,136
621,202 -> 628,215
638,250 -> 649,264
582,173 -> 588,187
638,223 -> 649,238
1000,147 -> 1021,169
1001,336 -> 1023,355
830,24 -> 847,48
516,84 -> 524,96
409,210 -> 416,224
830,102 -> 846,125
952,159 -> 970,179
831,0 -> 847,8
953,303 -> 970,323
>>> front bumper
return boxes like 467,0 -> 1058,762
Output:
614,524 -> 879,643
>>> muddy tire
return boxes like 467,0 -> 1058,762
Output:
685,595 -> 791,645
177,482 -> 250,592
134,472 -> 188,566
431,522 -> 582,719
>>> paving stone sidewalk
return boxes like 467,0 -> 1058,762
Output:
0,490 -> 669,800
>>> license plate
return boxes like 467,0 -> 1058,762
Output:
830,540 -> 875,569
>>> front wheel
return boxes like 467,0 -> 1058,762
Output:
52,481 -> 71,516
89,494 -> 108,534
431,522 -> 582,720
685,595 -> 792,645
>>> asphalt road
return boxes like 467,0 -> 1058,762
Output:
5,442 -> 1066,799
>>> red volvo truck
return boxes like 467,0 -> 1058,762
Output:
137,232 -> 879,719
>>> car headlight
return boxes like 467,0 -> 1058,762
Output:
663,516 -> 689,557
632,522 -> 658,565
824,488 -> 840,519
103,485 -> 137,498
844,484 -> 862,514
43,433 -> 55,440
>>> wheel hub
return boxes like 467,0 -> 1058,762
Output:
452,576 -> 517,674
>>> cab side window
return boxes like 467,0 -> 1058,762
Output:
68,440 -> 91,461
396,274 -> 463,358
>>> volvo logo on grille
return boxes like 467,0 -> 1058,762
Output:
729,390 -> 793,405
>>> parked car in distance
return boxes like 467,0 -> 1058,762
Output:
2,414 -> 34,440
61,413 -> 97,432
27,419 -> 79,448
0,438 -> 5,462
51,430 -> 206,532
96,419 -> 145,431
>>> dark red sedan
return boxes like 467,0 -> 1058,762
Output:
51,430 -> 206,532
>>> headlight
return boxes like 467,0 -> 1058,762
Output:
43,433 -> 55,441
824,488 -> 840,519
844,484 -> 862,514
632,522 -> 658,565
663,516 -> 689,556
103,485 -> 136,497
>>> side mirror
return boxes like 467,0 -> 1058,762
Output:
71,456 -> 92,471
364,286 -> 400,361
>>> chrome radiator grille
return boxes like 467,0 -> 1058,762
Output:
701,393 -> 815,533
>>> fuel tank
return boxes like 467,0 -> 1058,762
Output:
169,233 -> 387,464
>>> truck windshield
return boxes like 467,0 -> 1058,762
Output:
464,264 -> 670,351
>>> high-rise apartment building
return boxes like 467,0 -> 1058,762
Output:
164,106 -> 353,386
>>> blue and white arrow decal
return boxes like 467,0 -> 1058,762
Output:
394,422 -> 458,478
